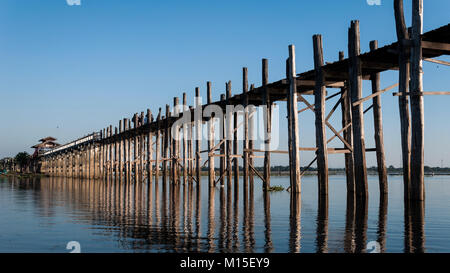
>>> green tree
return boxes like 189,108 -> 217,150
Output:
15,152 -> 30,173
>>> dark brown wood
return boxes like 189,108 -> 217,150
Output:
163,105 -> 170,182
147,109 -> 153,184
262,58 -> 271,191
313,34 -> 329,197
242,67 -> 249,194
410,0 -> 425,201
195,87 -> 202,183
183,93 -> 188,185
348,20 -> 368,201
119,120 -> 123,181
394,0 -> 412,200
207,82 -> 215,188
287,45 -> 301,193
173,97 -> 180,184
155,108 -> 161,180
220,94 -> 226,186
226,82 -> 233,189
339,51 -> 355,195
369,40 -> 388,195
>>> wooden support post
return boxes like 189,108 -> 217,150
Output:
226,82 -> 232,188
109,125 -> 113,179
147,109 -> 153,184
287,45 -> 301,193
183,93 -> 188,185
119,120 -> 123,181
100,129 -> 104,178
133,114 -> 138,181
249,84 -> 255,187
242,68 -> 249,192
220,94 -> 226,186
173,97 -> 180,184
155,108 -> 162,180
410,0 -> 425,201
369,40 -> 388,195
313,35 -> 329,196
114,127 -> 118,179
123,120 -> 128,181
339,52 -> 355,194
233,94 -> 239,191
394,0 -> 412,199
262,59 -> 271,191
195,87 -> 202,183
348,20 -> 368,200
140,111 -> 145,180
207,82 -> 215,188
188,106 -> 194,183
163,105 -> 170,182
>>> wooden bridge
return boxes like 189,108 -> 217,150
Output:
36,0 -> 449,205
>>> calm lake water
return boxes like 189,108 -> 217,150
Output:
0,175 -> 449,253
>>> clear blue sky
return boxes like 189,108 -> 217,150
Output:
0,0 -> 449,168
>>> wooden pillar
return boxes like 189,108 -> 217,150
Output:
207,82 -> 215,188
242,68 -> 249,192
195,87 -> 201,183
147,109 -> 153,184
262,58 -> 271,190
287,45 -> 301,193
348,20 -> 368,200
220,94 -> 226,186
140,111 -> 145,180
109,125 -> 113,179
155,108 -> 162,180
225,82 -> 232,188
114,127 -> 119,179
394,0 -> 412,200
183,93 -> 188,185
369,40 -> 388,195
233,93 -> 239,191
188,106 -> 194,183
133,113 -> 138,181
249,85 -> 255,187
410,0 -> 424,201
339,51 -> 355,195
313,34 -> 329,196
119,120 -> 123,181
100,129 -> 104,178
163,105 -> 170,182
173,97 -> 180,184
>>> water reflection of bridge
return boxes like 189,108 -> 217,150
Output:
6,176 -> 425,253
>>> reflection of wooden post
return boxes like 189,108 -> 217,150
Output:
348,21 -> 368,200
410,0 -> 425,201
262,59 -> 271,191
242,68 -> 249,192
207,82 -> 215,188
394,0 -> 412,200
369,40 -> 388,195
287,45 -> 301,193
339,51 -> 355,195
313,35 -> 329,197
147,109 -> 153,184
